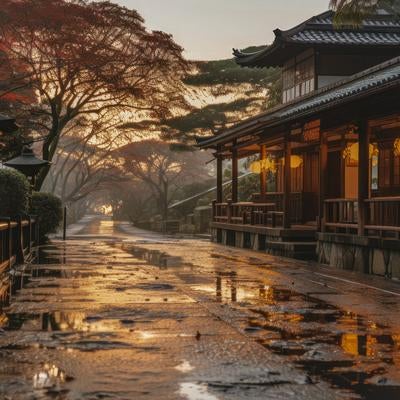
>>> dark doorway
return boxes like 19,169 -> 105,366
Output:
326,150 -> 342,199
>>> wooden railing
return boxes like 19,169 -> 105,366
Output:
0,216 -> 39,304
323,197 -> 400,237
0,217 -> 38,272
365,197 -> 400,237
323,198 -> 358,231
252,192 -> 317,223
213,196 -> 400,237
212,201 -> 278,227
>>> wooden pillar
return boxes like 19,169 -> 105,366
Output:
216,154 -> 223,203
260,144 -> 267,201
283,137 -> 292,229
358,120 -> 369,236
319,131 -> 328,232
232,145 -> 238,203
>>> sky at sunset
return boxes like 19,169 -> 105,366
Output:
117,0 -> 328,60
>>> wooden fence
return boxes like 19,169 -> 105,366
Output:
0,216 -> 39,304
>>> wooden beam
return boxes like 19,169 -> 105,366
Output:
283,136 -> 292,229
358,120 -> 370,236
232,145 -> 238,203
260,144 -> 267,201
216,154 -> 223,203
340,132 -> 346,198
319,131 -> 328,231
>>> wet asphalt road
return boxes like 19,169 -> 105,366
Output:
1,215 -> 400,400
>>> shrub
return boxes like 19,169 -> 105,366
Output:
30,192 -> 62,240
0,168 -> 30,217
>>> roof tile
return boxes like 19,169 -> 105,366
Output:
291,30 -> 400,45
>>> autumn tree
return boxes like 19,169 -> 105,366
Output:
43,112 -> 127,204
105,180 -> 155,222
117,140 -> 211,220
0,0 -> 190,189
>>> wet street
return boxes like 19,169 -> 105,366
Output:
1,216 -> 400,399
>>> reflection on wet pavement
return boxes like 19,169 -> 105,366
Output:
1,217 -> 400,399
124,241 -> 400,399
180,382 -> 220,400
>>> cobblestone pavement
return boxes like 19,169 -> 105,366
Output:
1,215 -> 400,399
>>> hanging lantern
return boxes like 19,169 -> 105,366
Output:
249,158 -> 277,174
342,142 -> 379,163
263,158 -> 277,174
394,139 -> 400,157
250,160 -> 261,174
281,155 -> 303,169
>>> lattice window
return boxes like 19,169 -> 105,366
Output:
282,50 -> 315,104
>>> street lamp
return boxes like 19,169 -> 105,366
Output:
4,145 -> 50,187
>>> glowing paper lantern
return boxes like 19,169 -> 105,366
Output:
250,160 -> 261,174
281,155 -> 303,169
342,142 -> 379,163
394,139 -> 400,157
249,158 -> 277,174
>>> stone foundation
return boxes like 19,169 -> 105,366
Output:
317,233 -> 400,279
211,225 -> 316,259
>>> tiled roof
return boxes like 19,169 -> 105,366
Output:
291,30 -> 400,45
234,10 -> 400,67
312,11 -> 400,27
197,57 -> 400,148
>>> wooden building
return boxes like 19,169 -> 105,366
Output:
197,10 -> 400,277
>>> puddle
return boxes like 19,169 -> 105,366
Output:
175,360 -> 195,373
179,382 -> 220,400
33,363 -> 70,390
2,222 -> 400,399
243,287 -> 400,399
3,311 -> 131,333
122,245 -> 183,268
36,245 -> 68,265
119,243 -> 400,398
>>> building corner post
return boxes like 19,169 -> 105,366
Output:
283,135 -> 292,229
358,120 -> 370,236
319,129 -> 328,232
232,143 -> 238,203
260,144 -> 267,201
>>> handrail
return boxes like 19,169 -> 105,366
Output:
366,196 -> 400,202
0,221 -> 18,231
0,217 -> 38,270
324,198 -> 357,203
323,197 -> 400,237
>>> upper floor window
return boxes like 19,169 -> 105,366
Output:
282,50 -> 315,104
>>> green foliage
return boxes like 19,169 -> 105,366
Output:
238,174 -> 260,202
267,76 -> 283,109
330,0 -> 400,25
171,179 -> 215,217
163,46 -> 282,144
163,98 -> 256,137
0,168 -> 29,217
0,130 -> 25,161
30,192 -> 62,240
222,173 -> 260,202
184,46 -> 277,86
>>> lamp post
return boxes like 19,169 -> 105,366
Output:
4,145 -> 50,189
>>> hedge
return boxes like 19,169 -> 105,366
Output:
30,192 -> 62,240
0,168 -> 30,217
